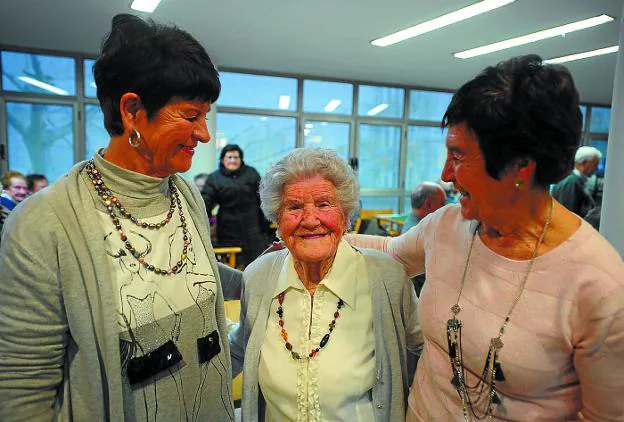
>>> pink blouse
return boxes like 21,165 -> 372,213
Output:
349,205 -> 624,421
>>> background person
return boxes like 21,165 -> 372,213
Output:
0,171 -> 28,211
25,173 -> 48,195
202,144 -> 270,267
230,148 -> 422,421
348,55 -> 624,421
402,181 -> 447,234
551,145 -> 602,218
0,14 -> 239,421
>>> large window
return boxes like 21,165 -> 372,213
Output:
358,85 -> 404,119
6,102 -> 74,180
1,51 -> 76,96
1,46 -> 613,211
358,124 -> 401,189
405,126 -> 447,191
590,106 -> 611,134
218,72 -> 297,111
409,90 -> 452,122
303,80 -> 353,115
215,113 -> 296,176
85,104 -> 108,160
303,121 -> 350,161
84,59 -> 97,98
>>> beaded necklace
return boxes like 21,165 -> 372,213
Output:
276,291 -> 345,360
86,160 -> 191,276
447,197 -> 553,421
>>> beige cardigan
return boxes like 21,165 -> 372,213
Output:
0,160 -> 235,421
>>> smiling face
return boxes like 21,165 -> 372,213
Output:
222,151 -> 242,172
278,175 -> 347,266
133,98 -> 212,177
8,177 -> 28,202
441,124 -> 517,223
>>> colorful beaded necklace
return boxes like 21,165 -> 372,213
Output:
276,291 -> 344,360
86,160 -> 191,276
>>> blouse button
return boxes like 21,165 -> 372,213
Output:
377,404 -> 384,409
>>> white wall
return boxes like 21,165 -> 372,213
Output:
600,9 -> 624,256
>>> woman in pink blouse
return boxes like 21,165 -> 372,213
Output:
349,55 -> 624,421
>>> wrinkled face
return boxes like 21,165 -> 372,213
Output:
31,179 -> 48,193
134,99 -> 212,177
278,176 -> 347,265
440,125 -> 515,222
222,151 -> 242,171
8,177 -> 28,202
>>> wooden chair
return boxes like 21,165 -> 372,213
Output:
353,208 -> 393,234
213,246 -> 242,268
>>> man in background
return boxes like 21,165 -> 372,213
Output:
1,171 -> 28,211
552,146 -> 601,218
402,181 -> 447,234
26,174 -> 48,195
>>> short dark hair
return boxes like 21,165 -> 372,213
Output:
219,144 -> 245,165
94,14 -> 220,136
442,55 -> 582,188
25,174 -> 47,191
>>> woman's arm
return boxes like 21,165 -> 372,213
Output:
0,213 -> 68,421
346,224 -> 427,278
575,284 -> 624,421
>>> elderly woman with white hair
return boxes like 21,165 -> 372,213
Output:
230,148 -> 422,422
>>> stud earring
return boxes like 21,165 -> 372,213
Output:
128,129 -> 141,148
515,180 -> 524,189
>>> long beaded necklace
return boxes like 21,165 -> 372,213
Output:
276,291 -> 345,360
86,160 -> 191,276
447,197 -> 554,421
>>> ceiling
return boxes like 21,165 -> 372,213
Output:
1,0 -> 622,105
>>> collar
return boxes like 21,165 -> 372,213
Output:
273,239 -> 359,309
573,168 -> 587,181
94,150 -> 170,199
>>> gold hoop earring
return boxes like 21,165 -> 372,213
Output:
128,129 -> 141,148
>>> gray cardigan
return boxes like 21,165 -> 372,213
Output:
0,160 -> 239,421
230,248 -> 422,422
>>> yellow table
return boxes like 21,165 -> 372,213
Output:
375,213 -> 408,236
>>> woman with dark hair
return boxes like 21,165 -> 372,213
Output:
202,143 -> 270,267
0,14 -> 240,421
349,55 -> 624,420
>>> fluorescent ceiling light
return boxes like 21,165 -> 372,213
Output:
260,116 -> 268,121
367,103 -> 389,116
455,14 -> 614,59
130,0 -> 162,13
278,95 -> 291,110
371,0 -> 516,47
324,99 -> 342,112
544,45 -> 619,64
304,129 -> 311,136
305,123 -> 314,129
18,76 -> 68,95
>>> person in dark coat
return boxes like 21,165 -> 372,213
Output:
551,146 -> 601,218
202,144 -> 269,266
